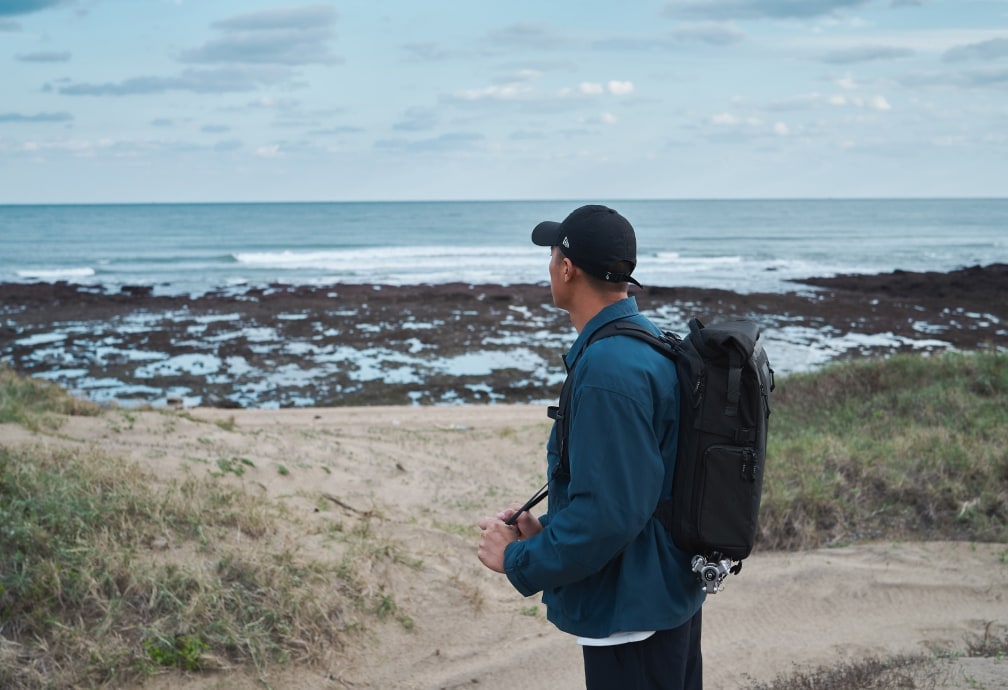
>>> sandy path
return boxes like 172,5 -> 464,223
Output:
5,405 -> 1006,689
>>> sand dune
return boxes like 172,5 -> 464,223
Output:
6,404 -> 1006,689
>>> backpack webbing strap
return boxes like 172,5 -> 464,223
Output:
551,319 -> 673,480
725,349 -> 742,417
548,376 -> 574,480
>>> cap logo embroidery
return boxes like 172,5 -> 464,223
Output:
561,236 -> 570,249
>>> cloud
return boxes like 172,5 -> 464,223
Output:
871,96 -> 892,110
711,112 -> 761,126
59,66 -> 291,96
902,67 -> 1008,88
0,19 -> 21,31
53,5 -> 337,102
9,135 -> 259,160
607,80 -> 635,95
767,92 -> 892,111
664,0 -> 870,20
0,0 -> 66,17
402,42 -> 455,62
0,111 -> 73,123
493,69 -> 541,85
835,75 -> 859,90
486,22 -> 565,49
591,24 -> 744,52
309,125 -> 365,136
246,96 -> 300,110
180,28 -> 339,66
214,139 -> 243,152
821,44 -> 914,64
668,23 -> 745,46
180,5 -> 339,66
374,132 -> 485,153
212,4 -> 335,31
393,107 -> 439,132
558,81 -> 636,98
452,83 -> 535,102
450,74 -> 636,107
16,50 -> 71,62
943,37 -> 1008,62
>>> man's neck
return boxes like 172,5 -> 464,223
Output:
569,292 -> 627,333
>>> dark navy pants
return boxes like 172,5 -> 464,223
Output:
582,608 -> 703,690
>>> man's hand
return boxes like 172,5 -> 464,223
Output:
477,505 -> 543,573
477,518 -> 517,573
498,506 -> 543,539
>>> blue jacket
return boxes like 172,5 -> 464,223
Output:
503,297 -> 705,638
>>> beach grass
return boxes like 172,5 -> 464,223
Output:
747,624 -> 1008,690
760,348 -> 1008,551
1,350 -> 1007,688
0,441 -> 358,688
0,368 -> 412,688
0,366 -> 100,431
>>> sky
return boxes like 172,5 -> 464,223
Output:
1,0 -> 1006,203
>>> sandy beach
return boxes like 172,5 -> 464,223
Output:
4,403 -> 1006,689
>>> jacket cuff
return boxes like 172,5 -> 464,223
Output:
503,541 -> 538,597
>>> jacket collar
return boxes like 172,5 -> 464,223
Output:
563,296 -> 639,372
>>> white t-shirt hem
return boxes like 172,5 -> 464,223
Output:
576,630 -> 656,647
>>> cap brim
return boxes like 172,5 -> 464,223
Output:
531,220 -> 562,247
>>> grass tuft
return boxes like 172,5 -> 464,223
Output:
0,365 -> 100,430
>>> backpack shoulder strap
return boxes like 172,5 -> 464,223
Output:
551,319 -> 677,479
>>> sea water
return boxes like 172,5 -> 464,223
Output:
2,199 -> 1006,295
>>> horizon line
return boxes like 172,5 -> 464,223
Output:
2,195 -> 1007,207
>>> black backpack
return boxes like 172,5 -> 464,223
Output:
549,317 -> 774,593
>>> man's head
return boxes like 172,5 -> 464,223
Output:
531,204 -> 641,289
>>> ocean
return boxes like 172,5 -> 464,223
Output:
3,199 -> 1006,296
2,199 -> 1006,408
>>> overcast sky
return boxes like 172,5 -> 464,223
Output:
2,0 -> 1006,203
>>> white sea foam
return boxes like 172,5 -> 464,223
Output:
16,267 -> 96,280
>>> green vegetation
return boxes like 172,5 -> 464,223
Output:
0,365 -> 100,430
213,455 -> 256,477
760,349 -> 1008,550
748,625 -> 1008,690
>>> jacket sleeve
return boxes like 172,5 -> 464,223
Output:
503,354 -> 666,595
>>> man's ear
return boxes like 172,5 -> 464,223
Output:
561,257 -> 575,281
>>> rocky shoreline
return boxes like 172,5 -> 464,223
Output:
2,264 -> 1005,408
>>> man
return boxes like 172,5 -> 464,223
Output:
477,205 -> 705,690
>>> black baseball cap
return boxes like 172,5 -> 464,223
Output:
531,204 -> 642,288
